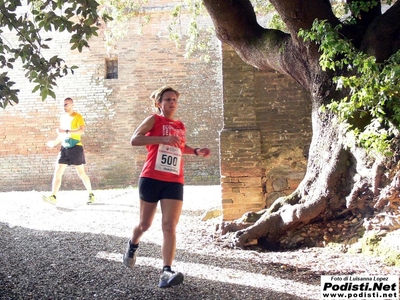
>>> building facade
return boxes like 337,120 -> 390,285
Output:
0,2 -> 312,220
0,3 -> 223,192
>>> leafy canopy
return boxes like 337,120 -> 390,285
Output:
0,0 -> 281,108
299,20 -> 400,156
171,0 -> 399,157
1,0 -> 398,160
97,0 -> 150,53
0,0 -> 111,108
167,1 -> 286,61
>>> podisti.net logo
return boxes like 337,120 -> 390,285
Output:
321,275 -> 399,299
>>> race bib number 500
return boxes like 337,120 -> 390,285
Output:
155,144 -> 182,175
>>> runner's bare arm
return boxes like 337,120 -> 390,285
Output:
46,135 -> 62,148
183,145 -> 211,157
58,125 -> 85,135
130,115 -> 180,147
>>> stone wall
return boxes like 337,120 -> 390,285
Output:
0,3 -> 223,192
220,44 -> 312,220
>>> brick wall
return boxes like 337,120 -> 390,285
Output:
1,3 -> 313,223
0,4 -> 223,192
220,44 -> 312,220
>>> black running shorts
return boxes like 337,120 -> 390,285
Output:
138,177 -> 184,203
57,145 -> 86,166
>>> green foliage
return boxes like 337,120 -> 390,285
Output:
168,1 -> 285,61
0,0 -> 106,108
299,20 -> 400,156
266,13 -> 287,32
255,2 -> 287,32
343,0 -> 379,24
97,0 -> 149,52
251,0 -> 272,14
168,0 -> 215,62
331,1 -> 393,25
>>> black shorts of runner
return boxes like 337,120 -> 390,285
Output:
139,177 -> 183,203
57,145 -> 86,165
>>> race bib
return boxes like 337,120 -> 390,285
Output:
155,144 -> 182,175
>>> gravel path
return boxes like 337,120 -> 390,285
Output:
1,186 -> 399,300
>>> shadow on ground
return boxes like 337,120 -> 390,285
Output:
0,223 -> 312,300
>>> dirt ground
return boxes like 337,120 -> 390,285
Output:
1,186 -> 399,300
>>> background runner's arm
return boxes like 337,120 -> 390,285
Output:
46,134 -> 62,148
58,125 -> 85,135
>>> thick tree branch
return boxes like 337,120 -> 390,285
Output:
347,0 -> 382,29
360,0 -> 400,61
270,0 -> 340,36
202,0 -> 320,88
202,0 -> 263,42
202,0 -> 288,73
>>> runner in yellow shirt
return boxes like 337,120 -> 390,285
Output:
42,97 -> 95,205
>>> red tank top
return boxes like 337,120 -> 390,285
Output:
140,114 -> 186,184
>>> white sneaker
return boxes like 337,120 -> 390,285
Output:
158,270 -> 184,288
123,240 -> 138,268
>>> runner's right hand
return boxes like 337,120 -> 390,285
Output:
46,141 -> 55,148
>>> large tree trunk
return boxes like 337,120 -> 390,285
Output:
203,0 -> 400,249
222,101 -> 400,249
